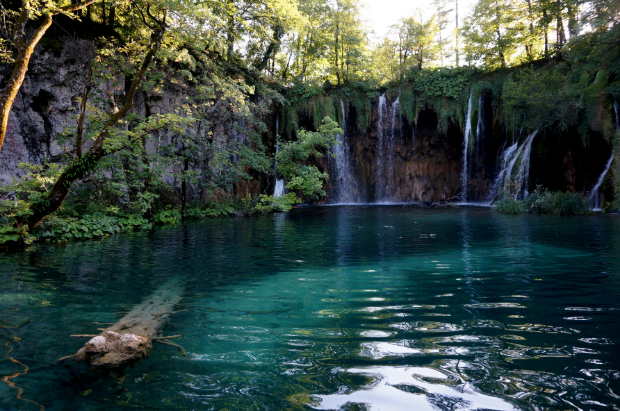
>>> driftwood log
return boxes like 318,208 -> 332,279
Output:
58,279 -> 185,370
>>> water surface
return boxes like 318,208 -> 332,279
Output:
1,207 -> 619,410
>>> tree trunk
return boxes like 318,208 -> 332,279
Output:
0,0 -> 101,154
455,0 -> 459,66
334,23 -> 340,85
141,91 -> 154,217
76,61 -> 94,157
226,0 -> 235,61
109,5 -> 116,27
59,279 -> 186,370
256,24 -> 284,72
0,12 -> 53,154
543,9 -> 549,57
181,155 -> 189,220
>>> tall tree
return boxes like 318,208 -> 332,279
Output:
461,0 -> 524,68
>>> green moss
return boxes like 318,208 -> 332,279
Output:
348,90 -> 373,131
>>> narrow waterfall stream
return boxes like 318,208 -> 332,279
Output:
386,96 -> 400,199
375,94 -> 389,201
461,90 -> 473,202
588,95 -> 618,210
274,115 -> 284,197
589,152 -> 615,210
330,99 -> 358,203
475,94 -> 484,156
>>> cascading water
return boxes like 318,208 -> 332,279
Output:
487,142 -> 519,204
514,130 -> 538,199
386,97 -> 400,199
329,99 -> 358,203
589,152 -> 614,210
375,94 -> 389,201
487,130 -> 538,203
588,95 -> 618,210
274,115 -> 285,198
375,95 -> 402,202
475,94 -> 484,156
614,94 -> 619,129
461,90 -> 473,202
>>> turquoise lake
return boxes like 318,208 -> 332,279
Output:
1,206 -> 619,410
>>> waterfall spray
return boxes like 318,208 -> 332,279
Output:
461,90 -> 473,202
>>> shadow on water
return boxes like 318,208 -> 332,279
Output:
1,207 -> 620,410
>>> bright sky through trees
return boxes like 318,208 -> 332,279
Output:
361,0 -> 477,39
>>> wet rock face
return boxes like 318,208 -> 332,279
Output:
0,39 -> 268,200
0,39 -> 96,184
338,98 -> 477,203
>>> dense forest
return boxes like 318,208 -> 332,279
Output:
0,0 -> 619,246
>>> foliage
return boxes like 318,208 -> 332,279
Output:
494,187 -> 589,215
502,66 -> 581,132
253,193 -> 301,213
185,202 -> 237,219
494,198 -> 525,214
276,117 -> 341,199
36,213 -> 152,242
0,162 -> 64,225
153,209 -> 182,225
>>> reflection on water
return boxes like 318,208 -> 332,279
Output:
313,366 -> 517,411
0,207 -> 619,410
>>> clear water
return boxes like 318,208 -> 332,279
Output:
1,207 -> 620,411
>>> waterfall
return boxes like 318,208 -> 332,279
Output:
487,130 -> 538,203
376,94 -> 389,201
461,90 -> 473,202
475,94 -> 484,155
487,142 -> 519,204
589,151 -> 614,210
386,97 -> 400,198
375,95 -> 401,202
614,94 -> 619,129
588,95 -> 619,210
514,130 -> 538,199
330,99 -> 358,203
274,115 -> 284,198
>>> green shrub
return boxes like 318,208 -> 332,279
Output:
153,209 -> 182,225
540,192 -> 589,215
35,213 -> 151,242
494,188 -> 589,215
0,225 -> 20,244
184,202 -> 237,219
253,193 -> 300,214
494,198 -> 525,214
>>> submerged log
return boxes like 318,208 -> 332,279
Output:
58,279 -> 185,370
